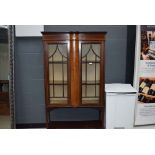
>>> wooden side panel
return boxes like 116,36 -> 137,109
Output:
43,42 -> 49,106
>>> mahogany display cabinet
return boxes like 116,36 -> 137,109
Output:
42,32 -> 106,128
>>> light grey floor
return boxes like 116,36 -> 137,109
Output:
134,125 -> 155,129
0,115 -> 11,129
1,115 -> 155,129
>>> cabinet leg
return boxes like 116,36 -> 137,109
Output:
99,108 -> 104,129
46,110 -> 50,129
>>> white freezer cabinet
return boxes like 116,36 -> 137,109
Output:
105,84 -> 137,129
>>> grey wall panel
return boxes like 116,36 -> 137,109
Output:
15,25 -> 128,124
105,39 -> 127,83
16,104 -> 45,123
15,54 -> 44,80
15,38 -> 43,53
15,38 -> 45,123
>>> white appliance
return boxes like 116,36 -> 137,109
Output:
105,84 -> 137,129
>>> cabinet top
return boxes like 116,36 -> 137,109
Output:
42,32 -> 107,41
41,31 -> 107,34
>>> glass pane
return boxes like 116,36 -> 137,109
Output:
49,64 -> 67,82
82,61 -> 100,82
81,44 -> 100,61
48,44 -> 68,62
48,44 -> 68,105
64,85 -> 68,97
82,85 -> 99,98
81,43 -> 101,104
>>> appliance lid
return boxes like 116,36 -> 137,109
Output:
105,83 -> 137,93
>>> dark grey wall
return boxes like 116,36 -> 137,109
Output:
15,25 -> 129,124
15,38 -> 45,123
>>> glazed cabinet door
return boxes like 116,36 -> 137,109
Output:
80,41 -> 105,106
43,32 -> 105,108
45,42 -> 70,106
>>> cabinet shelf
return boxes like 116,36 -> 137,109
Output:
49,81 -> 68,85
49,98 -> 68,104
49,61 -> 67,64
82,98 -> 99,104
49,81 -> 100,91
82,81 -> 100,85
82,61 -> 100,64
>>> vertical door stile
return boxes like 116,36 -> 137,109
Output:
70,33 -> 80,107
67,40 -> 71,105
44,42 -> 49,106
100,41 -> 104,106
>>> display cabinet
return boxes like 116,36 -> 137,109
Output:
42,32 -> 106,128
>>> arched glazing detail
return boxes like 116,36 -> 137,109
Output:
81,44 -> 101,104
82,44 -> 100,59
48,44 -> 68,104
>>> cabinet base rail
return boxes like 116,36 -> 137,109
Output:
46,108 -> 104,129
47,120 -> 104,129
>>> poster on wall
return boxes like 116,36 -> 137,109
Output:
134,25 -> 155,125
